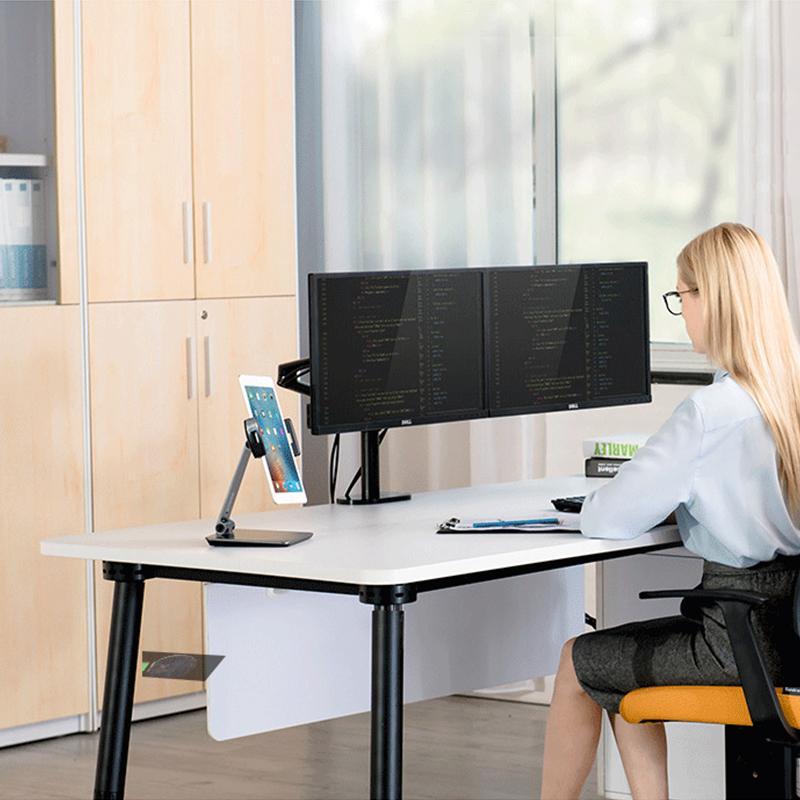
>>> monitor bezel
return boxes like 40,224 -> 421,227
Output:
483,262 -> 652,419
308,268 -> 489,435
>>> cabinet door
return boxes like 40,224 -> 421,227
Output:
191,0 -> 296,299
82,0 -> 194,302
0,306 -> 88,729
90,301 -> 202,704
196,297 -> 299,518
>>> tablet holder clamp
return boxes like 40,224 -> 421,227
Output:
206,417 -> 312,547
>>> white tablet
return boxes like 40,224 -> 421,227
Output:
239,375 -> 307,505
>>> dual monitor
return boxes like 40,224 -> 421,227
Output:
308,263 -> 651,436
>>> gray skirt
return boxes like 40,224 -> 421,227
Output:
572,557 -> 800,713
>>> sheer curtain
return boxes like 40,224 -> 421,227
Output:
305,0 -> 546,496
739,0 -> 800,326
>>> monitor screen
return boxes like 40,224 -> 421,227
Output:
486,263 -> 650,415
309,269 -> 486,434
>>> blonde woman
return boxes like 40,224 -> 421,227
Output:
541,223 -> 800,800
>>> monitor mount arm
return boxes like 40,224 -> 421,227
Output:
277,357 -> 410,505
277,357 -> 311,396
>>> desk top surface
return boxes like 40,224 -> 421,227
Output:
41,476 -> 680,585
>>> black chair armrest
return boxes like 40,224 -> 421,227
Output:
639,587 -> 798,743
640,589 -> 770,605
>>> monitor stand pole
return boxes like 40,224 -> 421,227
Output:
337,430 -> 411,505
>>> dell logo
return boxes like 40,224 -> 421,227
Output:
568,403 -> 579,410
401,419 -> 412,426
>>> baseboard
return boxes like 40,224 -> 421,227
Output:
129,690 -> 207,723
467,676 -> 555,705
0,713 -> 88,749
0,692 -> 208,747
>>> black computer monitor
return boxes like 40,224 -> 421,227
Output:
309,269 -> 486,435
307,262 -> 650,503
486,263 -> 651,416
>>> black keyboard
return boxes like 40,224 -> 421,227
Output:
550,495 -> 585,513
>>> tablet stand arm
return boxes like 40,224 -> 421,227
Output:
214,418 -> 264,538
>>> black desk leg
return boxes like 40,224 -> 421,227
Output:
94,564 -> 146,800
370,602 -> 405,800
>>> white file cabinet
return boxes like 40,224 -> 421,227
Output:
598,551 -> 725,800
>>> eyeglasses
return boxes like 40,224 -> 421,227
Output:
662,288 -> 698,316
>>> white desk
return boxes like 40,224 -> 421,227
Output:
41,476 -> 680,800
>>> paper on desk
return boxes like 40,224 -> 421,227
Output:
437,511 -> 581,533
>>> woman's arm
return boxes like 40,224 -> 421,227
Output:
579,398 -> 704,539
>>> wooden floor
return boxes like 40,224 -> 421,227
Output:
0,696 -> 602,800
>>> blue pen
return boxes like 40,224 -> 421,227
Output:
472,517 -> 559,528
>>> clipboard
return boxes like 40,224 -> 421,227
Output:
436,513 -> 581,534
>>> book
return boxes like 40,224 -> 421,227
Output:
582,433 -> 649,460
585,457 -> 626,478
0,178 -> 47,301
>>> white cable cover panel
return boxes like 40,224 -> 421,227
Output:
205,567 -> 583,741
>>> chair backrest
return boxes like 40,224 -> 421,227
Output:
794,569 -> 800,638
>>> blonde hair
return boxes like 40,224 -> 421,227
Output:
677,222 -> 800,523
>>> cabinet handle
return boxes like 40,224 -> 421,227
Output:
204,335 -> 213,397
202,201 -> 213,264
182,201 -> 194,264
186,337 -> 196,399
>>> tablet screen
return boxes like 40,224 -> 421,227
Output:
243,386 -> 304,496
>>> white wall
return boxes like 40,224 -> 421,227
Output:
545,382 -> 696,476
380,382 -> 697,495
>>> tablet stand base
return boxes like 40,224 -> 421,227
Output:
206,529 -> 313,547
207,417 -> 313,548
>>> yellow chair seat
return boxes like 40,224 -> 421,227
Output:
620,685 -> 800,728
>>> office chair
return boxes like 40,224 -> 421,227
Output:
618,579 -> 800,800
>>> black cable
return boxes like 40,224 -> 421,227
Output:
343,429 -> 388,501
329,433 -> 340,503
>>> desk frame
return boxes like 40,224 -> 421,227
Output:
94,541 -> 676,800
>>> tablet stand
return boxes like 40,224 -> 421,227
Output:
206,417 -> 313,547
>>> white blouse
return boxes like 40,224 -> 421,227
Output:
579,369 -> 800,567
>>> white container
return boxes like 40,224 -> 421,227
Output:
0,178 -> 47,301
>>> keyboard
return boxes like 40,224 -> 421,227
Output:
550,495 -> 585,513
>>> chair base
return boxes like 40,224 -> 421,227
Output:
725,725 -> 797,800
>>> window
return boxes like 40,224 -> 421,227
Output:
556,0 -> 742,357
300,0 -> 746,373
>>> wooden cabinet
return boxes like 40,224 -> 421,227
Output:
81,0 -> 295,302
90,301 -> 202,704
0,306 -> 88,728
81,1 -> 300,711
0,0 -> 299,738
197,296 -> 299,517
191,0 -> 296,299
